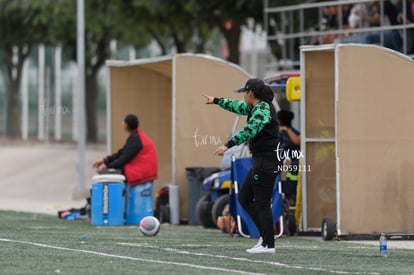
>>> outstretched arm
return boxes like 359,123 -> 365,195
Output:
204,94 -> 215,104
225,102 -> 271,148
105,134 -> 143,169
92,148 -> 123,171
204,94 -> 251,115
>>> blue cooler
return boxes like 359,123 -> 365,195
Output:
91,174 -> 126,226
125,181 -> 154,225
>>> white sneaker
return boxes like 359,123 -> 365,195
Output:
246,245 -> 275,254
249,237 -> 263,250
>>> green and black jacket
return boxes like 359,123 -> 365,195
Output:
214,97 -> 279,155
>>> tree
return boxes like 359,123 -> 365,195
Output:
124,0 -> 265,65
125,0 -> 212,54
51,1 -> 117,143
83,2 -> 118,143
0,0 -> 50,138
197,0 -> 264,64
51,0 -> 151,143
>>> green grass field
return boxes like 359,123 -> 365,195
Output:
1,211 -> 413,275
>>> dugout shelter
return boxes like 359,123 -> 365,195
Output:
300,44 -> 414,237
106,54 -> 249,222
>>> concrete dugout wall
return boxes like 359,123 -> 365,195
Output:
301,44 -> 414,235
106,54 -> 249,220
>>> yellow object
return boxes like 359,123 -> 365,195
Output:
221,180 -> 231,190
286,77 -> 301,101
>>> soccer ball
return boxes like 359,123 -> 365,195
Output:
139,216 -> 161,236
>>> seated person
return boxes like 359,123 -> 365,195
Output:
278,110 -> 301,206
362,1 -> 402,52
334,3 -> 369,44
93,114 -> 158,186
394,0 -> 414,53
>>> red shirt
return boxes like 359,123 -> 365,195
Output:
105,129 -> 158,186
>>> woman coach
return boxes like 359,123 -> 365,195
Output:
204,78 -> 279,254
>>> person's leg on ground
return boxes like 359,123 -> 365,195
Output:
238,169 -> 262,235
252,171 -> 277,250
238,169 -> 264,250
246,154 -> 278,254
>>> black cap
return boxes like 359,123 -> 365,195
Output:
235,78 -> 265,94
124,114 -> 139,130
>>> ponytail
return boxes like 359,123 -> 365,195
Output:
261,85 -> 274,103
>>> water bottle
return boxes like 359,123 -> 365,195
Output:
379,233 -> 387,257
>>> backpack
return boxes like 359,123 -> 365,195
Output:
57,198 -> 90,220
154,186 -> 170,223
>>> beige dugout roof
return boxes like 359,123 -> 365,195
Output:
106,54 -> 250,220
301,44 -> 414,235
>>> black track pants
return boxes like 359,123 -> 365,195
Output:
238,154 -> 279,248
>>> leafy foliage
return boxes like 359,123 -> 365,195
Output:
0,0 -> 52,137
0,0 -> 300,139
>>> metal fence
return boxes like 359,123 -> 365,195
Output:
0,45 -> 137,142
264,0 -> 414,72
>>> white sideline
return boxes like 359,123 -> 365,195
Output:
118,242 -> 381,275
0,238 -> 262,275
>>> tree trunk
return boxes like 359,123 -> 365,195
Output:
172,31 -> 187,53
195,40 -> 206,53
3,45 -> 27,138
6,78 -> 21,138
85,72 -> 98,143
148,27 -> 167,55
222,21 -> 241,64
85,32 -> 110,144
